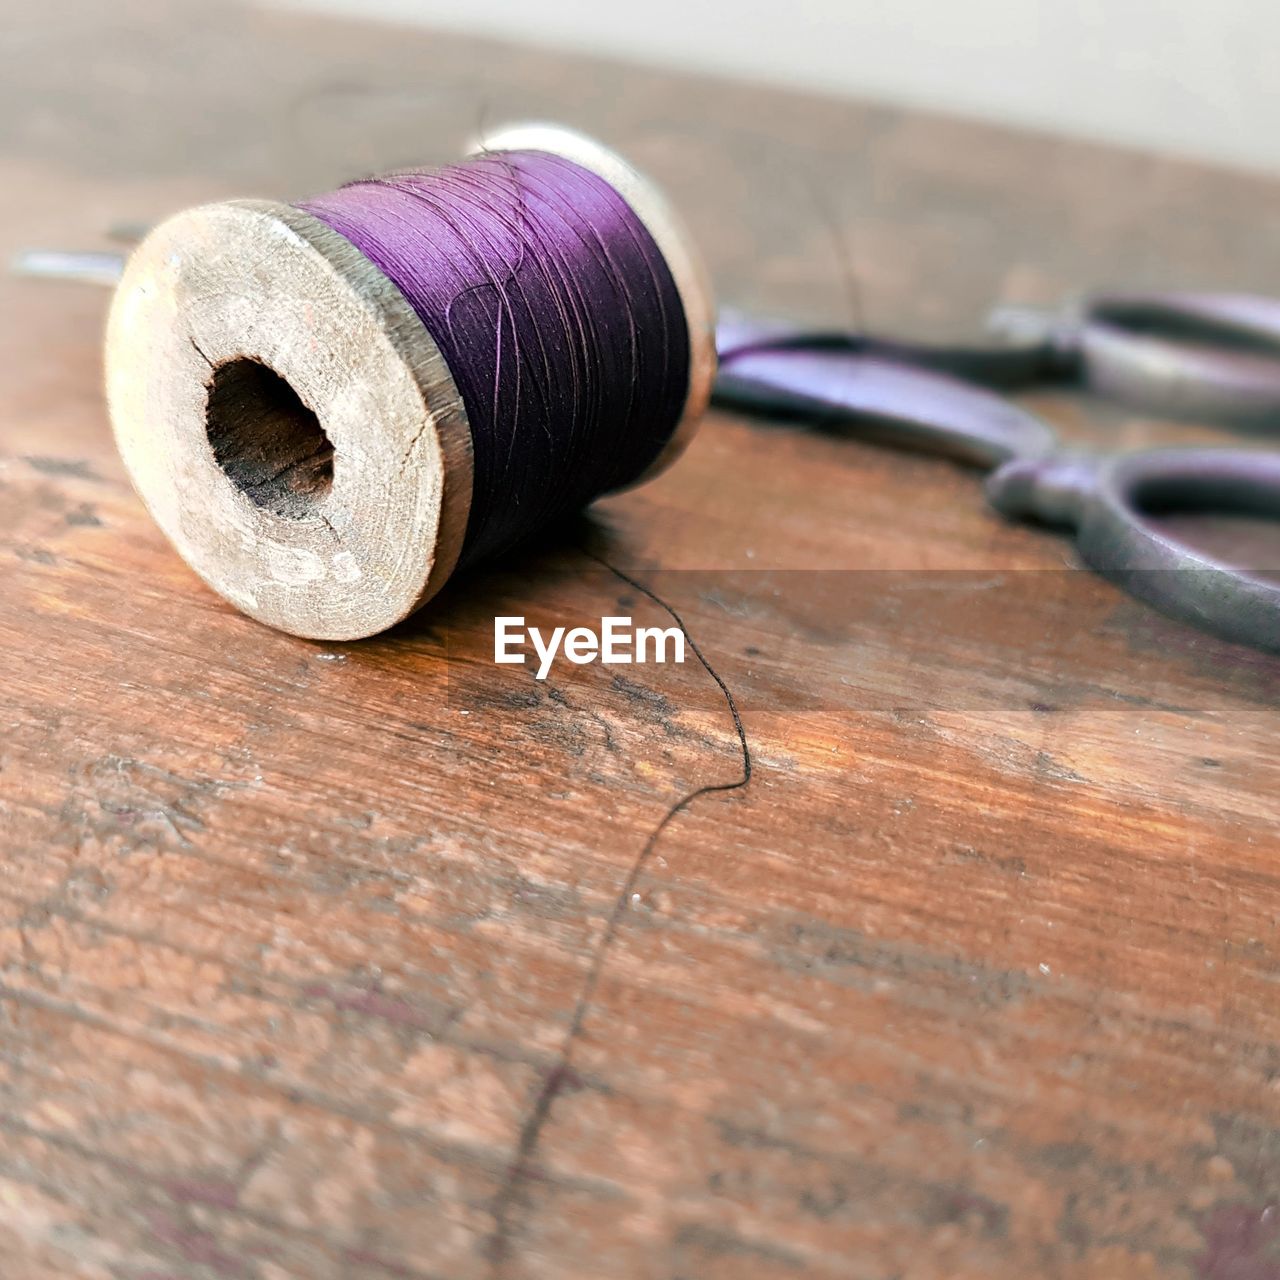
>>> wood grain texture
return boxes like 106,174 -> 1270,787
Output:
1,2 -> 1279,1278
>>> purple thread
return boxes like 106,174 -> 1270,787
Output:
300,151 -> 689,566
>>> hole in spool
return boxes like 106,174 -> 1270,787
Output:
204,358 -> 334,519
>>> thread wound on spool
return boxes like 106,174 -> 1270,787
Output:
300,150 -> 690,566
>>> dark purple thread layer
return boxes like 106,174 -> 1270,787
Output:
300,151 -> 690,567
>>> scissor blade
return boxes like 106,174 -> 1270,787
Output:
715,343 -> 1056,468
716,308 -> 1062,390
11,249 -> 126,287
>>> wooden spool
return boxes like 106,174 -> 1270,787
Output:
104,124 -> 716,641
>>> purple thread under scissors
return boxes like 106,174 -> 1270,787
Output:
715,293 -> 1280,654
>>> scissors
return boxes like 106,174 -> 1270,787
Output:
14,250 -> 1280,653
714,296 -> 1280,654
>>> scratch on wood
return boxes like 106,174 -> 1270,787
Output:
189,335 -> 216,371
485,554 -> 753,1273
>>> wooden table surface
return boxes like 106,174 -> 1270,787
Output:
2,2 -> 1279,1277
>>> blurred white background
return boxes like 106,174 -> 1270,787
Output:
276,0 -> 1275,173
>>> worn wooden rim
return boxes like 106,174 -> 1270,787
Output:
475,123 -> 717,486
104,199 -> 474,641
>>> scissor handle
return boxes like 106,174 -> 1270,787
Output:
1067,293 -> 1280,430
988,447 -> 1280,651
714,342 -> 1056,467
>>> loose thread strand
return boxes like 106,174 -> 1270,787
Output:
486,553 -> 752,1272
